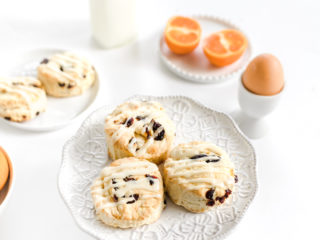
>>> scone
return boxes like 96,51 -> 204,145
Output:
91,157 -> 165,228
163,141 -> 237,213
104,101 -> 175,164
37,52 -> 96,97
0,77 -> 47,122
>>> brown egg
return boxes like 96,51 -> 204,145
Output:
242,54 -> 284,96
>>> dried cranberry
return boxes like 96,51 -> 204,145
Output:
113,194 -> 118,202
126,117 -> 134,127
152,121 -> 162,132
146,127 -> 151,138
136,115 -> 146,121
206,200 -> 215,206
205,188 -> 215,200
145,174 -> 158,179
234,175 -> 238,183
225,189 -> 232,197
216,196 -> 225,204
123,176 -> 135,182
40,58 -> 49,64
205,158 -> 220,163
133,194 -> 139,200
190,154 -> 207,159
154,129 -> 165,141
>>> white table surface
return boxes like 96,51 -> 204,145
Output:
0,0 -> 319,239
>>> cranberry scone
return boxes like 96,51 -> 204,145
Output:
91,158 -> 165,228
0,77 -> 47,122
163,141 -> 237,213
104,101 -> 176,164
37,52 -> 96,97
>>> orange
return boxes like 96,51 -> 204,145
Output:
164,16 -> 201,54
203,29 -> 248,67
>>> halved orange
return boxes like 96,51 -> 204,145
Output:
203,29 -> 248,67
164,16 -> 201,55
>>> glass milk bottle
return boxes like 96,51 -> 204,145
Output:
90,0 -> 137,49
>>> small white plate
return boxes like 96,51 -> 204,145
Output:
159,14 -> 253,83
0,48 -> 100,132
58,95 -> 257,240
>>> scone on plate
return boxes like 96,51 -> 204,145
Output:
91,157 -> 165,228
37,52 -> 96,97
0,77 -> 47,122
104,101 -> 175,164
163,141 -> 237,213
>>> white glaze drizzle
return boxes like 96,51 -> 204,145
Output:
107,107 -> 165,158
45,65 -> 80,84
165,155 -> 234,191
44,52 -> 91,84
92,161 -> 161,208
54,53 -> 88,68
0,80 -> 41,109
127,137 -> 137,153
54,54 -> 86,77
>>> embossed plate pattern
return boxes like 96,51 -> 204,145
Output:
58,95 -> 257,240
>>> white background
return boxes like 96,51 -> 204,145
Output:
0,0 -> 319,239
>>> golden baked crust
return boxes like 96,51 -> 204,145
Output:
0,147 -> 9,191
164,141 -> 236,213
0,77 -> 47,122
91,158 -> 165,228
37,52 -> 96,97
104,101 -> 176,164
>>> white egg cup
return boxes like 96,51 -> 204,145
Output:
233,75 -> 284,139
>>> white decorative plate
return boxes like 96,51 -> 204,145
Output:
0,48 -> 100,132
58,95 -> 257,240
159,14 -> 252,83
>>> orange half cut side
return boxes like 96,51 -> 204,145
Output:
164,16 -> 201,55
203,29 -> 248,67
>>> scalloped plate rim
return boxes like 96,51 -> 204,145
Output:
58,95 -> 258,240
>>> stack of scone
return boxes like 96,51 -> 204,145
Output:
0,52 -> 96,122
91,100 -> 238,228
